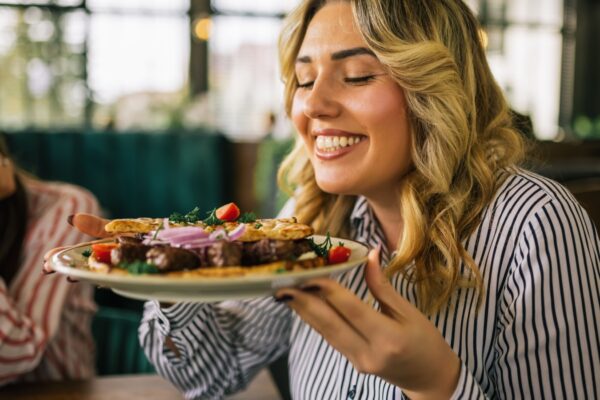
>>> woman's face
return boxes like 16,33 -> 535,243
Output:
291,1 -> 412,199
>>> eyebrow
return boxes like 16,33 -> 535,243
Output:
296,47 -> 376,63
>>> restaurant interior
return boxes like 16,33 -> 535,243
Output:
1,0 -> 599,399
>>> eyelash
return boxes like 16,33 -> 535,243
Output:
297,75 -> 376,89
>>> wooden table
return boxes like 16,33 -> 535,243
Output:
1,369 -> 282,400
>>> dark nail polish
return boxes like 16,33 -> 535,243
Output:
300,285 -> 321,293
67,215 -> 74,226
274,294 -> 294,303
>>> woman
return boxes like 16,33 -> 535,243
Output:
0,136 -> 100,385
46,0 -> 599,398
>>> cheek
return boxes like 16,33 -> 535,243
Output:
291,93 -> 308,137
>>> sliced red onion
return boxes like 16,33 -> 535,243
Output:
140,223 -> 245,249
227,224 -> 246,240
157,227 -> 209,241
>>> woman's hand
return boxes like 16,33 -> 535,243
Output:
274,247 -> 461,400
43,213 -> 111,273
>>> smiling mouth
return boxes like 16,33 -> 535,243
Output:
315,135 -> 366,153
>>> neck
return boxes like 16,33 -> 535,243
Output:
364,190 -> 403,251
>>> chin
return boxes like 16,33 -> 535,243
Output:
314,175 -> 357,196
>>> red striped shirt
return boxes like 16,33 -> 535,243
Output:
0,178 -> 100,385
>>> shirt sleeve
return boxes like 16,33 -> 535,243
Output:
139,297 -> 292,399
0,182 -> 100,384
450,193 -> 600,399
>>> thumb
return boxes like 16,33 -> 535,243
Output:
70,213 -> 111,238
364,245 -> 411,320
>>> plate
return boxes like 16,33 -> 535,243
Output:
51,235 -> 369,302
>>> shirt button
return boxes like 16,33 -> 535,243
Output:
347,384 -> 357,399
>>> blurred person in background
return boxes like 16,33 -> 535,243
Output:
0,134 -> 100,385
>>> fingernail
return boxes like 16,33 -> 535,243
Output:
67,215 -> 74,226
300,285 -> 320,293
66,277 -> 79,283
42,269 -> 56,275
274,294 -> 294,303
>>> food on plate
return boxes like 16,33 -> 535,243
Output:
86,203 -> 352,277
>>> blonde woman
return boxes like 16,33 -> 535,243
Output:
45,0 -> 599,398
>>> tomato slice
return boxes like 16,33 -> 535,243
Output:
215,202 -> 241,222
328,245 -> 352,264
91,243 -> 118,264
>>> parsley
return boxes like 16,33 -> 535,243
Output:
118,261 -> 159,275
238,212 -> 257,223
169,206 -> 203,224
203,208 -> 224,226
82,248 -> 92,258
254,222 -> 263,229
309,233 -> 333,258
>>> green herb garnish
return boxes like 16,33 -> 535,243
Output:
203,208 -> 224,226
118,261 -> 159,275
309,233 -> 333,258
82,248 -> 92,258
169,206 -> 203,224
254,222 -> 263,229
152,221 -> 164,240
238,212 -> 257,223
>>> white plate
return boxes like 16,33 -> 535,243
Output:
51,235 -> 369,302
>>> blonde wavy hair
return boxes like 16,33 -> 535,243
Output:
277,0 -> 525,313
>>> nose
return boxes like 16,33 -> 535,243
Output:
302,78 -> 341,119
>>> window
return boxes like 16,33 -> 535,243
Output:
0,0 -> 574,141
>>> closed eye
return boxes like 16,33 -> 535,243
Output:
297,81 -> 314,89
344,75 -> 377,84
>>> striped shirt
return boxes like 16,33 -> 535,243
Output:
139,170 -> 600,399
0,179 -> 100,385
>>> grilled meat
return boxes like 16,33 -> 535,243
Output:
146,246 -> 200,272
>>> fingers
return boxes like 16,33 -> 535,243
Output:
43,246 -> 69,273
364,247 -> 412,321
275,287 -> 369,360
287,278 -> 390,340
70,213 -> 111,238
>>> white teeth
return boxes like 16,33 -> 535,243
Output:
315,135 -> 363,152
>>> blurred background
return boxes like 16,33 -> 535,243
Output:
0,0 -> 599,386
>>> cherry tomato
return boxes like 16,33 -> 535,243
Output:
216,202 -> 241,221
91,243 -> 118,264
328,245 -> 351,264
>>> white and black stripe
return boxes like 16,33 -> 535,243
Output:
139,169 -> 600,399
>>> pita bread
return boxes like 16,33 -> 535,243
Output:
104,217 -> 313,242
87,254 -> 324,277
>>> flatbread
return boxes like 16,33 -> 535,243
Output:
104,217 -> 313,242
87,255 -> 325,277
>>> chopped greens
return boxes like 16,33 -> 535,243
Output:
203,208 -> 224,226
81,248 -> 92,258
254,222 -> 263,229
238,212 -> 258,223
169,205 -> 258,226
118,261 -> 159,275
169,206 -> 203,224
309,233 -> 333,258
